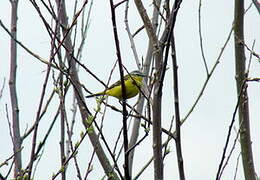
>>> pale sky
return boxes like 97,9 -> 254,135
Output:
0,0 -> 260,179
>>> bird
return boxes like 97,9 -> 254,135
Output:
85,70 -> 146,100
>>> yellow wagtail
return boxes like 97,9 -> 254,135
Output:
85,70 -> 145,100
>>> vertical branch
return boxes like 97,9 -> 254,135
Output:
157,0 -> 183,179
171,38 -> 185,180
9,0 -> 22,177
26,1 -> 60,178
56,0 -> 120,179
59,76 -> 66,180
133,1 -> 184,179
27,41 -> 53,180
152,61 -> 164,180
166,1 -> 185,179
128,0 -> 162,175
124,0 -> 141,70
134,0 -> 159,47
133,1 -> 164,179
109,0 -> 130,179
55,3 -> 66,179
234,0 -> 256,179
198,0 -> 209,75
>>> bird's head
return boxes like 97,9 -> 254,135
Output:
129,70 -> 146,77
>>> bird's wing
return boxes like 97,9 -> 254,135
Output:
106,75 -> 129,90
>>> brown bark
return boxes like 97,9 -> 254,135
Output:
9,0 -> 22,177
234,0 -> 256,179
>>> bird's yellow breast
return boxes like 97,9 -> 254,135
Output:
105,75 -> 143,99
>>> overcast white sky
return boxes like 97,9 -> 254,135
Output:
0,0 -> 260,179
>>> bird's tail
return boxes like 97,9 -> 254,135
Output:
85,92 -> 104,98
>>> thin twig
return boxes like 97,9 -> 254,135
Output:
109,0 -> 130,178
25,0 -> 120,179
252,0 -> 260,14
169,12 -> 186,180
0,78 -> 5,100
0,148 -> 22,169
26,33 -> 54,180
132,25 -> 145,37
5,104 -> 14,144
52,128 -> 89,180
65,108 -> 83,180
83,150 -> 95,180
126,129 -> 149,155
218,119 -> 242,178
124,0 -> 141,70
21,90 -> 55,140
102,101 -> 175,138
239,39 -> 260,59
182,27 -> 233,123
133,157 -> 154,180
244,2 -> 253,14
198,0 -> 209,75
246,40 -> 256,75
163,115 -> 174,159
233,153 -> 241,180
215,81 -> 247,180
114,0 -> 127,8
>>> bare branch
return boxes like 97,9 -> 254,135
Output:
233,0 -> 256,179
109,0 -> 130,178
56,1 -> 120,179
182,26 -> 233,123
128,0 -> 162,175
0,78 -> 5,100
233,153 -> 241,180
198,0 -> 209,75
252,0 -> 260,14
0,20 -> 60,70
216,81 -> 246,179
133,157 -> 154,180
239,39 -> 260,59
9,0 -> 22,177
171,36 -> 186,180
219,119 -> 242,178
124,0 -> 141,70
